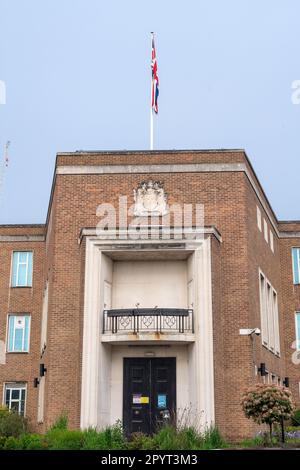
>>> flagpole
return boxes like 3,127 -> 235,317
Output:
150,32 -> 154,150
150,109 -> 153,150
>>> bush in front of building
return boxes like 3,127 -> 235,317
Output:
128,425 -> 226,450
0,413 -> 226,450
82,423 -> 127,450
291,409 -> 300,427
241,384 -> 294,441
45,429 -> 84,450
0,406 -> 28,438
0,433 -> 47,450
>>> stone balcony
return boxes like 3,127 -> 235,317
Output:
101,308 -> 195,344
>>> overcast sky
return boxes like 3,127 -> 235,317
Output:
0,0 -> 300,223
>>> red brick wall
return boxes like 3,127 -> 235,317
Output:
1,150 -> 299,440
0,226 -> 45,430
279,231 -> 300,411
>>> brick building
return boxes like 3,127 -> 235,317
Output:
0,149 -> 299,440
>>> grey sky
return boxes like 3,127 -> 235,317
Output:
0,0 -> 299,223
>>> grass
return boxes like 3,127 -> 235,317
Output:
239,428 -> 300,449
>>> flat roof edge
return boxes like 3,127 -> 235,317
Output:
56,148 -> 245,156
0,223 -> 45,228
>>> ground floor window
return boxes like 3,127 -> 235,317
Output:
4,383 -> 26,415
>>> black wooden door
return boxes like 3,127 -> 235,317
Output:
150,357 -> 176,431
123,357 -> 176,435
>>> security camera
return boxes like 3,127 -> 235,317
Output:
239,328 -> 261,336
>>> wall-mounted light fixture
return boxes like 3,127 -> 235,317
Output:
34,378 -> 40,388
40,363 -> 47,377
258,363 -> 267,376
283,377 -> 289,387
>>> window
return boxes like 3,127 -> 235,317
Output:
4,383 -> 26,415
273,291 -> 280,355
40,282 -> 49,354
257,206 -> 262,231
267,283 -> 274,351
295,312 -> 300,350
259,273 -> 268,346
270,231 -> 274,252
292,248 -> 300,284
263,219 -> 268,243
259,270 -> 280,355
11,251 -> 33,287
7,315 -> 30,353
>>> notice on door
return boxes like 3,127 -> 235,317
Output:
157,394 -> 167,408
133,394 -> 149,404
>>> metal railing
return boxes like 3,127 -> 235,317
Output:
102,308 -> 194,335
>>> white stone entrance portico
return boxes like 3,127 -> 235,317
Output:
80,229 -> 218,431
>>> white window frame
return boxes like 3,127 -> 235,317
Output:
259,271 -> 268,347
295,312 -> 300,351
266,282 -> 274,351
258,269 -> 280,356
273,290 -> 280,355
270,230 -> 274,253
257,206 -> 262,232
263,219 -> 268,243
6,314 -> 31,353
3,383 -> 27,415
292,247 -> 300,285
11,251 -> 33,287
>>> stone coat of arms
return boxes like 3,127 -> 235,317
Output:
133,180 -> 169,216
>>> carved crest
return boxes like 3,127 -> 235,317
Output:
133,180 -> 169,216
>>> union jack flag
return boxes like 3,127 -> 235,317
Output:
151,34 -> 159,114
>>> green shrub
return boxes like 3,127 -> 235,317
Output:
291,409 -> 300,427
102,421 -> 127,449
0,406 -> 28,437
82,428 -> 109,450
46,429 -> 84,450
0,419 -> 226,450
152,425 -> 178,450
19,433 -> 47,450
201,426 -> 226,449
0,436 -> 7,449
240,436 -> 265,448
240,433 -> 278,448
150,424 -> 225,450
49,413 -> 68,431
3,436 -> 21,449
241,384 -> 294,440
176,427 -> 202,450
128,432 -> 155,450
286,425 -> 300,432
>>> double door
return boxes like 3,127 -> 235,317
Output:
123,357 -> 176,435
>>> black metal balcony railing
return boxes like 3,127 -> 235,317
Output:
102,308 -> 194,335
